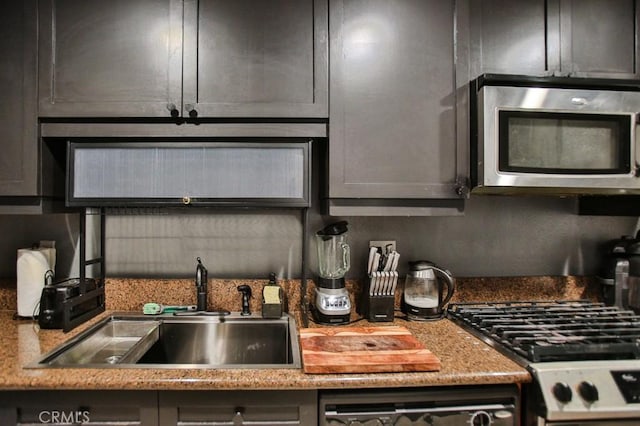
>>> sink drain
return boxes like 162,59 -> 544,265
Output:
105,355 -> 122,364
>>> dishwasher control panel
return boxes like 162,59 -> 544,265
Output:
320,385 -> 519,426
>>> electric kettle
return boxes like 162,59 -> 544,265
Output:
401,260 -> 455,320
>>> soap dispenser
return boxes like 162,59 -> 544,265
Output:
262,272 -> 283,318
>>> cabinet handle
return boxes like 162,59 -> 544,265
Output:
166,103 -> 180,118
455,176 -> 470,198
185,103 -> 198,118
232,407 -> 245,425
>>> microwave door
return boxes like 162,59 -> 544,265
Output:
496,110 -> 632,176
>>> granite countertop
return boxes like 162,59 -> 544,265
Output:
0,310 -> 529,391
0,275 -> 599,391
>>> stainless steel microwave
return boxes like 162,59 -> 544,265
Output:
471,74 -> 640,195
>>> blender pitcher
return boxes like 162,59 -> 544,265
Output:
313,221 -> 351,324
316,221 -> 350,280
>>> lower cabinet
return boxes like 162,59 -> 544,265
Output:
159,390 -> 317,426
0,390 -> 158,425
0,389 -> 318,426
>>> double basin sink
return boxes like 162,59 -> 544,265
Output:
30,312 -> 301,369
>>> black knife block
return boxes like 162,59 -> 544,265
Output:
358,276 -> 395,322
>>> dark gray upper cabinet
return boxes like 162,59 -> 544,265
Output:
183,0 -> 328,118
327,0 -> 467,215
38,0 -> 328,118
470,0 -> 640,78
0,0 -> 38,196
469,0 -> 547,76
38,0 -> 183,118
555,0 -> 638,77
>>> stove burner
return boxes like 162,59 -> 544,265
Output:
447,300 -> 640,363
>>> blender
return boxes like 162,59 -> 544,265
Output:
313,221 -> 351,324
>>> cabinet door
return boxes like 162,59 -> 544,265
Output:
183,0 -> 328,118
0,391 -> 158,425
159,390 -> 317,426
468,0 -> 549,77
554,0 -> 640,78
0,0 -> 38,196
329,0 -> 462,200
38,0 -> 183,118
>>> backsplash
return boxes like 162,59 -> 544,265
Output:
0,196 -> 636,280
0,275 -> 600,315
105,196 -> 634,278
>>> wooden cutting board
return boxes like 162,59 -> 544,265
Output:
299,326 -> 441,374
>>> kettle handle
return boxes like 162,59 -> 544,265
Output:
430,265 -> 456,307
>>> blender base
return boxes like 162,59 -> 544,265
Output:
310,306 -> 351,325
312,286 -> 351,325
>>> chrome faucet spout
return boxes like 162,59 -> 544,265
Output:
195,257 -> 208,311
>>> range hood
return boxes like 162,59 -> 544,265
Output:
67,141 -> 312,208
41,122 -> 325,209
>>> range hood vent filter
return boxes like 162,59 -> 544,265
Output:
67,141 -> 311,208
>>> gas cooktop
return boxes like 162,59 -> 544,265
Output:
447,300 -> 640,364
447,300 -> 640,422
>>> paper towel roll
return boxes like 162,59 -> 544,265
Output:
17,248 -> 53,317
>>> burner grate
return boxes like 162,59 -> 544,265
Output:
447,300 -> 640,363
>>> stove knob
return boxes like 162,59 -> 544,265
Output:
578,381 -> 599,403
471,411 -> 492,426
552,382 -> 573,404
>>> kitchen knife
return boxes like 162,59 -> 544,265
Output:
390,251 -> 400,271
367,247 -> 378,275
390,271 -> 398,295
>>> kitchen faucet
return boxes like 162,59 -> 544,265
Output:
237,285 -> 252,315
195,257 -> 208,312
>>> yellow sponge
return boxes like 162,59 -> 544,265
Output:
263,286 -> 281,304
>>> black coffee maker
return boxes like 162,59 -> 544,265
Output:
598,231 -> 640,313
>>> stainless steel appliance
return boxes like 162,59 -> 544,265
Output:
448,300 -> 640,425
599,232 -> 640,314
471,74 -> 640,195
320,385 -> 519,425
312,221 -> 351,324
401,261 -> 455,321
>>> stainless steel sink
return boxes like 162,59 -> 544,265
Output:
29,313 -> 301,369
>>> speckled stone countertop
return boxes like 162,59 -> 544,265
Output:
0,275 -> 599,391
0,311 -> 529,391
